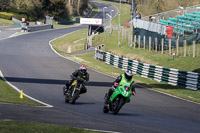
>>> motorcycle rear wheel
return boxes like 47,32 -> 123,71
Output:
65,94 -> 69,103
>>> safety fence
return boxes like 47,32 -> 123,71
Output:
132,34 -> 200,58
95,47 -> 200,91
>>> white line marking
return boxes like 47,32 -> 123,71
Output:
85,128 -> 121,133
0,70 -> 53,108
136,84 -> 200,105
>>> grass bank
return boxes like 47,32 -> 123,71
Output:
0,78 -> 43,106
0,120 -> 100,133
51,29 -> 87,53
0,18 -> 14,25
92,30 -> 200,73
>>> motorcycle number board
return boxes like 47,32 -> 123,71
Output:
80,18 -> 102,25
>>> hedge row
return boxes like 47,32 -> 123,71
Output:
0,12 -> 13,20
0,11 -> 37,21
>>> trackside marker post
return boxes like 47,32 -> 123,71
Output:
20,90 -> 23,99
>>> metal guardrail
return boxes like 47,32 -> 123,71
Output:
95,48 -> 200,91
21,24 -> 53,32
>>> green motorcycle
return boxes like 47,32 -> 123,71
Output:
103,85 -> 132,115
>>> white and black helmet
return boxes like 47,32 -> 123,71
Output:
124,70 -> 133,82
80,65 -> 87,74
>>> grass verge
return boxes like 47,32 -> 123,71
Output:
0,18 -> 14,25
0,77 -> 43,106
0,120 -> 100,133
92,30 -> 200,73
51,29 -> 87,53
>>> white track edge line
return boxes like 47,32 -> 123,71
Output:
85,128 -> 121,133
136,84 -> 200,105
0,70 -> 53,108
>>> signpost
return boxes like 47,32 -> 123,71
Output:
80,18 -> 103,50
80,18 -> 102,25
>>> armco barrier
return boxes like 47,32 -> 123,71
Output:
22,24 -> 53,32
95,48 -> 200,91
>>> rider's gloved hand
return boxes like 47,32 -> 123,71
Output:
78,78 -> 83,82
83,80 -> 88,84
114,82 -> 119,87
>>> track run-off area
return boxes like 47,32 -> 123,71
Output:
0,2 -> 200,133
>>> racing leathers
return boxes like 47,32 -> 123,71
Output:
106,74 -> 135,103
64,69 -> 89,95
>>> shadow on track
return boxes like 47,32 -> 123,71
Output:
116,113 -> 140,116
104,112 -> 140,116
72,102 -> 96,105
4,77 -> 112,87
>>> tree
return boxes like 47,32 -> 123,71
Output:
1,0 -> 89,20
0,0 -> 10,11
77,0 -> 80,15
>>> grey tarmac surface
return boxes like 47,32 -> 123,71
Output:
0,25 -> 21,40
0,2 -> 200,133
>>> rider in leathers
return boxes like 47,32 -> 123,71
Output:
105,70 -> 135,104
64,65 -> 89,95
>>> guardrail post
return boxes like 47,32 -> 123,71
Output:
134,35 -> 136,49
161,38 -> 164,54
184,40 -> 187,57
155,37 -> 157,52
143,36 -> 146,49
138,35 -> 140,48
130,31 -> 133,49
176,38 -> 179,56
193,40 -> 196,58
149,36 -> 151,51
169,38 -> 171,55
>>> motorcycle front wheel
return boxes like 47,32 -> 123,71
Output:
69,89 -> 80,104
112,96 -> 124,115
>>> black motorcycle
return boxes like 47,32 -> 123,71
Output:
64,77 -> 84,104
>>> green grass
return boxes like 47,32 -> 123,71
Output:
51,29 -> 87,53
0,78 -> 43,106
0,120 -> 101,133
92,30 -> 200,73
0,18 -> 14,25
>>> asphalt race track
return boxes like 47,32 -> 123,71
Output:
0,2 -> 200,133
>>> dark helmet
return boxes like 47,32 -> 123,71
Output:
124,70 -> 133,82
80,65 -> 87,74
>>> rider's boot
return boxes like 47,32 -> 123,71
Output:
104,93 -> 111,106
64,86 -> 69,95
105,88 -> 114,105
63,86 -> 67,95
